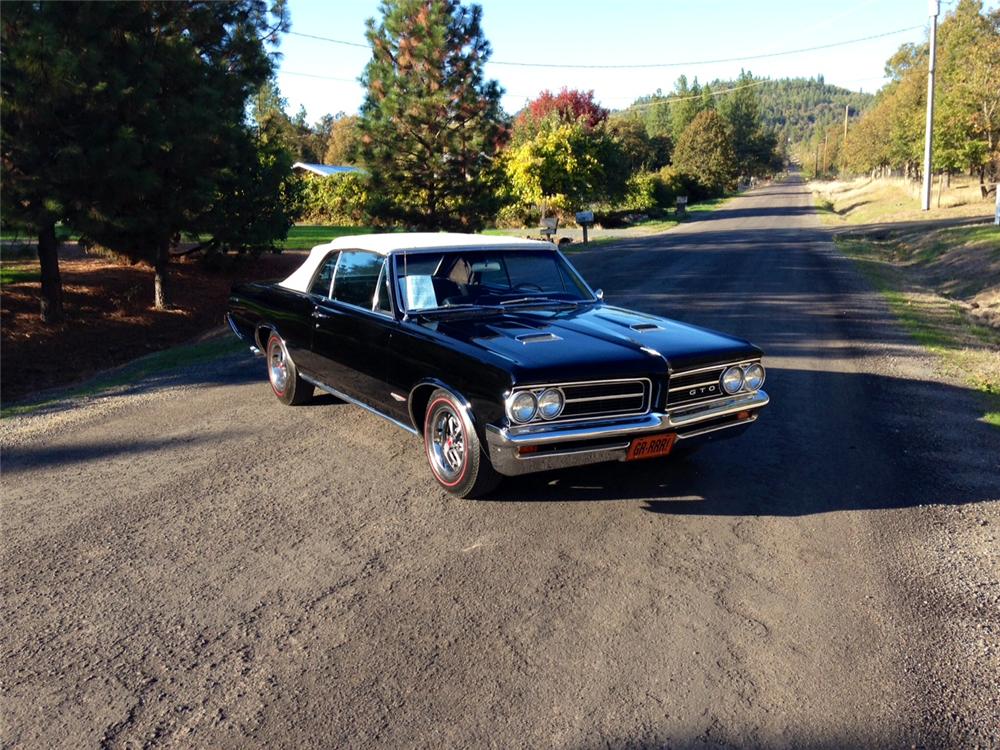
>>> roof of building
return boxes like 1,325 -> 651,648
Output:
279,232 -> 551,293
291,162 -> 366,177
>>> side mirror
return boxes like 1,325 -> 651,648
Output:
594,288 -> 604,301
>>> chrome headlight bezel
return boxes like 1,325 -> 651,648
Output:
743,363 -> 765,391
721,365 -> 745,395
536,388 -> 565,420
506,390 -> 538,423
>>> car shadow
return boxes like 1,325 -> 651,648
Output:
480,367 -> 999,515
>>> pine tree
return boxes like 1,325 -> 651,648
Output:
718,70 -> 778,178
74,1 -> 288,308
1,3 -> 98,323
3,1 -> 290,311
670,76 -> 705,144
358,0 -> 504,230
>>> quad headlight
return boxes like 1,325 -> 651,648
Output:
507,391 -> 538,423
536,388 -> 565,420
743,363 -> 765,391
721,366 -> 745,394
506,387 -> 565,423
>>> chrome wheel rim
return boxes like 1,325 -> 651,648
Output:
268,339 -> 289,393
430,406 -> 465,481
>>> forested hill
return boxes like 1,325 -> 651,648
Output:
755,78 -> 875,142
622,76 -> 876,144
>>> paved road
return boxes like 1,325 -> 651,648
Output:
3,178 -> 998,749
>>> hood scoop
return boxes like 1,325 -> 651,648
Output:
515,332 -> 562,345
629,322 -> 662,333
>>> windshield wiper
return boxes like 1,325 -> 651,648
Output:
499,296 -> 580,307
405,304 -> 504,320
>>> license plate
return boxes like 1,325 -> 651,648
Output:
626,433 -> 677,461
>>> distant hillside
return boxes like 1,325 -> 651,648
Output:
756,77 -> 876,143
621,76 -> 877,144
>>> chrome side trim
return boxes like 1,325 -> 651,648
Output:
300,373 -> 419,436
406,378 -> 478,433
226,312 -> 248,341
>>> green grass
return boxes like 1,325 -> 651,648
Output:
685,194 -> 734,214
278,225 -> 383,250
2,335 -> 246,419
0,226 -> 79,242
1,263 -> 41,285
836,236 -> 1000,429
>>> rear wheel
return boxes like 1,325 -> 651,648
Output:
266,333 -> 313,406
423,389 -> 500,498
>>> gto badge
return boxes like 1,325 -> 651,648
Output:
689,385 -> 717,396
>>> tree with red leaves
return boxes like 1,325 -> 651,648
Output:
514,88 -> 609,140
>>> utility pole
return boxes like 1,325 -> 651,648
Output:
843,104 -> 849,141
921,0 -> 940,211
823,132 -> 829,175
815,141 -> 820,178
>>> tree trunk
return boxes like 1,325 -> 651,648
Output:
37,219 -> 64,324
153,240 -> 170,310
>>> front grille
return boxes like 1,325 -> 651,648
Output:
514,378 -> 651,424
667,361 -> 758,407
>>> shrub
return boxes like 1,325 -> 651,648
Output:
622,171 -> 659,212
296,173 -> 369,225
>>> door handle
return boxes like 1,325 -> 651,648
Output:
312,309 -> 334,320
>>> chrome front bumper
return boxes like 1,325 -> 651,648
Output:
484,389 -> 769,476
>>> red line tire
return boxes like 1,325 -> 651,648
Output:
423,388 -> 500,498
266,333 -> 313,406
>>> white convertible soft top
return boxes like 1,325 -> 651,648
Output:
279,232 -> 549,293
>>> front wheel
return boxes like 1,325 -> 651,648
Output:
266,333 -> 313,406
423,389 -> 500,498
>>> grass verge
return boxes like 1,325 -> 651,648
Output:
1,334 -> 245,419
1,263 -> 41,285
279,225 -> 393,250
811,175 -> 994,227
835,234 -> 1000,428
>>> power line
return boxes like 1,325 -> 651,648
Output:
626,79 -> 771,108
288,25 -> 923,70
490,26 -> 923,69
287,31 -> 368,48
283,70 -> 359,83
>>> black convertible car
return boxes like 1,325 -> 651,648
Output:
226,233 -> 769,497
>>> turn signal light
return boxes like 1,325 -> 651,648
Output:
518,445 -> 539,455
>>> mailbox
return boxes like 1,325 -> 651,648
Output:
575,210 -> 595,244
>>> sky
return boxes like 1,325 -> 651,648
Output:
273,0 -> 994,123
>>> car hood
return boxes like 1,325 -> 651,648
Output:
422,303 -> 761,384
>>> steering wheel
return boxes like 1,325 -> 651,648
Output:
513,283 -> 544,292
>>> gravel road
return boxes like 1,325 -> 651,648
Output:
3,177 -> 998,749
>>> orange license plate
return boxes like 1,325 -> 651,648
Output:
626,433 -> 677,461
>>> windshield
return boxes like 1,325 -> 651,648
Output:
394,248 -> 592,313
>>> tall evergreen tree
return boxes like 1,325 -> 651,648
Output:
1,3 -> 100,323
358,0 -> 504,230
75,1 -> 288,308
718,70 -> 777,178
670,75 -> 705,143
4,1 -> 290,311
